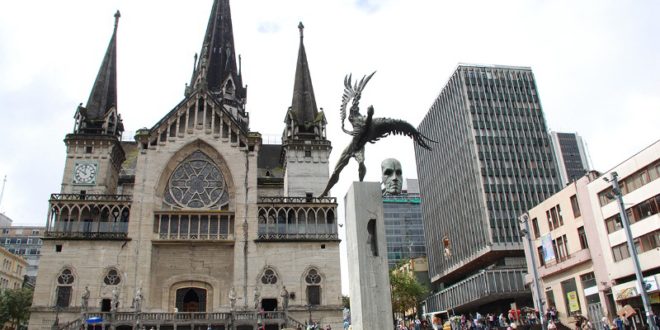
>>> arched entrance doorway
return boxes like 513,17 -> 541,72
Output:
175,287 -> 207,312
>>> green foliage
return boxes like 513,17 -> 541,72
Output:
390,270 -> 428,317
0,288 -> 33,329
342,295 -> 350,309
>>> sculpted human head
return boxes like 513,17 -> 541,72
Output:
381,158 -> 403,195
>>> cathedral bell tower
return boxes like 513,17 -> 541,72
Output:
282,23 -> 332,197
62,11 -> 125,195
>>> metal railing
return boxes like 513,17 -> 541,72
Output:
50,194 -> 132,202
258,196 -> 337,204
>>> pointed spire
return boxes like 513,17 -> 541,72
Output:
193,0 -> 244,97
84,10 -> 119,121
289,21 -> 319,132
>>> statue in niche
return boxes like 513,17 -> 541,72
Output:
132,287 -> 143,312
111,287 -> 119,312
280,286 -> 289,310
253,286 -> 261,310
381,158 -> 403,195
320,72 -> 435,197
81,286 -> 90,312
228,287 -> 237,311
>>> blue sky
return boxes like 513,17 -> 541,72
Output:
1,0 -> 659,292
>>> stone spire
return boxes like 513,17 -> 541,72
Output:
192,0 -> 245,98
74,10 -> 123,137
288,21 -> 320,137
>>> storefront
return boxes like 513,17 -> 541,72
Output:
612,274 -> 660,328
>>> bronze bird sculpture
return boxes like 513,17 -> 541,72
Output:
319,72 -> 435,197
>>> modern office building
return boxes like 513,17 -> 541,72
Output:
29,1 -> 342,328
383,179 -> 426,269
550,131 -> 590,186
0,224 -> 45,285
415,64 -> 561,314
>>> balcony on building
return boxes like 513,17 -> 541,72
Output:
538,248 -> 591,278
45,193 -> 131,240
256,197 -> 339,241
424,269 -> 530,313
152,211 -> 235,243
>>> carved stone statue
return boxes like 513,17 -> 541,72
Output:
111,288 -> 119,312
320,72 -> 434,197
228,287 -> 237,311
280,286 -> 289,310
81,286 -> 90,312
132,287 -> 143,312
253,286 -> 261,310
381,158 -> 403,195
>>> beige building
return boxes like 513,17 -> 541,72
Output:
524,140 -> 660,329
0,245 -> 27,290
29,1 -> 342,329
524,171 -> 610,327
586,140 -> 660,328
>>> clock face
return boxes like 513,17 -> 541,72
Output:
73,163 -> 97,185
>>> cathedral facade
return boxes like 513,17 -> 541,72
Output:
29,1 -> 342,329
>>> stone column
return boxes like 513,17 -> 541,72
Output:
344,182 -> 393,330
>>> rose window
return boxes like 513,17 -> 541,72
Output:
261,269 -> 278,284
165,151 -> 228,209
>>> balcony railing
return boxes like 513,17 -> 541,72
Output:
257,196 -> 338,242
46,222 -> 128,240
539,248 -> 591,278
153,211 -> 235,242
259,196 -> 337,204
424,269 -> 528,313
50,193 -> 132,202
46,193 -> 132,240
57,311 -> 287,330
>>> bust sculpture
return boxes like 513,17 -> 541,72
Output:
381,158 -> 403,195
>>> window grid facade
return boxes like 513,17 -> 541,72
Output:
383,192 -> 426,269
415,64 -> 560,311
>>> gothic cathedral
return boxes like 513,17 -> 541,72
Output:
29,1 -> 342,329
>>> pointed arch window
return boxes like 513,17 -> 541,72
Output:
56,268 -> 75,307
305,268 -> 322,305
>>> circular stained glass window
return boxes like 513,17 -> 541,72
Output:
165,151 -> 228,209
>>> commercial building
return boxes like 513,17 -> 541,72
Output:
29,1 -> 342,328
523,171 -> 611,328
415,64 -> 561,314
586,140 -> 660,328
522,139 -> 660,329
0,224 -> 45,285
550,132 -> 590,186
384,179 -> 427,269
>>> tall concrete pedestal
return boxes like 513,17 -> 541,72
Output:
344,182 -> 393,330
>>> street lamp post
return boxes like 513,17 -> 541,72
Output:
606,172 -> 658,330
520,213 -> 547,330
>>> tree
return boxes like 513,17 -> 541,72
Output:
342,295 -> 350,310
390,269 -> 428,319
0,288 -> 33,330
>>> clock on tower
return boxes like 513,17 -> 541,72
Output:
73,162 -> 98,185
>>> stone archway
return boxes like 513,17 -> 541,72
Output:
176,287 -> 207,312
